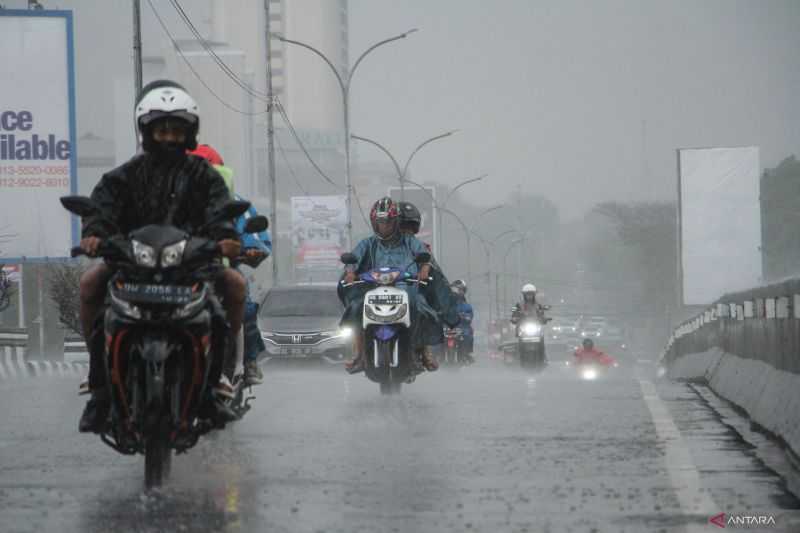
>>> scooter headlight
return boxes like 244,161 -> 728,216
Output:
132,240 -> 156,268
521,322 -> 541,336
581,368 -> 598,381
161,240 -> 187,268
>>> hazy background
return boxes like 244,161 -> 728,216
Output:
349,0 -> 800,218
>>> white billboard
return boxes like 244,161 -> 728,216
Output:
678,146 -> 762,305
291,196 -> 347,279
0,11 -> 77,261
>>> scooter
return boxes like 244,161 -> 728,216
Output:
340,252 -> 430,395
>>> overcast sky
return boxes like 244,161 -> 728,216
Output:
348,0 -> 800,218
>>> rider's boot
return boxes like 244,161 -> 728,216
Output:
244,359 -> 263,385
79,388 -> 110,433
345,332 -> 365,374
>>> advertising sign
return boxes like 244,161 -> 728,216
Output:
388,186 -> 438,257
0,10 -> 77,261
678,146 -> 762,305
291,196 -> 347,279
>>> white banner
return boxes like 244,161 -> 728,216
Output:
291,196 -> 347,277
0,11 -> 77,261
678,146 -> 762,305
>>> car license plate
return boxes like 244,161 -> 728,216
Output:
280,347 -> 312,356
117,283 -> 194,304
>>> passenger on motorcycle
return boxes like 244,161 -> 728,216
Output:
450,280 -> 476,364
188,144 -> 271,387
77,80 -> 247,432
511,283 -> 548,324
342,197 -> 439,373
573,338 -> 617,366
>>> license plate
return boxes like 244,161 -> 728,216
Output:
117,283 -> 194,304
280,347 -> 312,356
368,294 -> 404,305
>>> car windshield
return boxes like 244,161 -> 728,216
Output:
260,289 -> 342,317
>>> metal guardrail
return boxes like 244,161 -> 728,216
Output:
661,279 -> 800,374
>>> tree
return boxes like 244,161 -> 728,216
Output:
46,263 -> 85,338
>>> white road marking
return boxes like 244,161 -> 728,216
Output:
639,379 -> 719,533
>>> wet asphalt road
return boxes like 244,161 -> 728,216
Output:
0,356 -> 799,533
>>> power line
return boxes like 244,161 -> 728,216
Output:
274,98 -> 342,190
274,130 -> 308,196
147,0 -> 269,116
169,0 -> 269,101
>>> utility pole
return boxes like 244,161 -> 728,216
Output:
264,0 -> 278,285
132,0 -> 143,97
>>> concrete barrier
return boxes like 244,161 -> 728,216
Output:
0,328 -> 87,379
662,279 -> 800,457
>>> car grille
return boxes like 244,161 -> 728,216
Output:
267,332 -> 328,345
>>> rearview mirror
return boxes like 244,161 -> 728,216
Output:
60,195 -> 98,217
243,215 -> 268,233
340,253 -> 358,265
414,252 -> 431,264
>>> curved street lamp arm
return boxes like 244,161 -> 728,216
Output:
478,203 -> 507,218
401,130 -> 457,178
402,177 -> 440,207
444,174 -> 488,207
348,29 -> 418,89
276,35 -> 346,94
351,134 -> 404,181
503,238 -> 523,261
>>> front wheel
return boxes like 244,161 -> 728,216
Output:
144,434 -> 171,489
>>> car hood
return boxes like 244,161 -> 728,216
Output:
259,315 -> 341,334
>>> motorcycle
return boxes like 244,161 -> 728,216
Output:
442,327 -> 466,366
340,252 -> 430,395
517,318 -> 548,370
61,195 -> 264,489
573,353 -> 618,381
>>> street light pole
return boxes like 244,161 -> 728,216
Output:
276,29 -> 417,248
438,174 -> 487,264
352,130 -> 457,200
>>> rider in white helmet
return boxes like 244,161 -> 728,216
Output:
511,283 -> 548,324
76,80 -> 245,432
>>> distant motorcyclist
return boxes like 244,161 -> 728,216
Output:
77,80 -> 246,432
450,279 -> 475,364
189,144 -> 272,386
573,338 -> 617,367
342,197 -> 441,373
511,283 -> 549,324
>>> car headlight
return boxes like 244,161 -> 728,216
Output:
132,240 -> 156,268
521,322 -> 541,336
338,326 -> 353,339
161,240 -> 186,268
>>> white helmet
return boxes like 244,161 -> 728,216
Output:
521,283 -> 537,294
135,80 -> 199,150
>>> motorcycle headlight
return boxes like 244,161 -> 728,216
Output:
582,368 -> 598,381
132,240 -> 156,268
521,322 -> 541,336
161,240 -> 187,268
